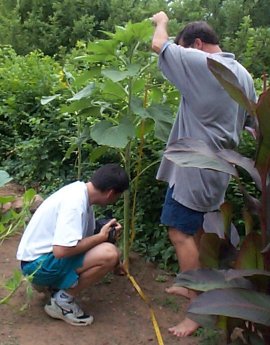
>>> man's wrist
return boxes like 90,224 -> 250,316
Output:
156,20 -> 168,28
96,232 -> 107,243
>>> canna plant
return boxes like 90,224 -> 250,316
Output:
163,59 -> 270,343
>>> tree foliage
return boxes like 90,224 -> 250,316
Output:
0,0 -> 168,55
1,0 -> 270,77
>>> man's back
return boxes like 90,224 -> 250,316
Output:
17,181 -> 95,261
159,44 -> 256,149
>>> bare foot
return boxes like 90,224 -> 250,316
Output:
168,317 -> 200,337
165,285 -> 194,299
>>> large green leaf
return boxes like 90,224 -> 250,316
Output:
75,53 -> 116,64
188,288 -> 270,326
204,205 -> 240,247
218,269 -> 270,295
89,146 -> 110,163
130,97 -> 149,118
60,99 -> 94,114
220,202 -> 233,240
67,83 -> 95,101
113,20 -> 153,44
242,190 -> 261,216
132,79 -> 146,94
23,188 -> 36,205
76,127 -> 91,147
87,39 -> 117,57
154,120 -> 172,142
40,94 -> 61,105
0,170 -> 12,187
255,89 -> 270,171
200,212 -> 240,269
224,268 -> 270,284
199,232 -> 238,269
90,118 -> 135,148
235,233 -> 264,270
164,138 -> 238,176
199,233 -> 221,269
207,58 -> 256,116
218,149 -> 261,190
175,269 -> 253,292
0,195 -> 15,204
101,64 -> 141,82
102,79 -> 127,100
131,99 -> 173,141
186,313 -> 217,328
72,69 -> 101,88
147,104 -> 174,124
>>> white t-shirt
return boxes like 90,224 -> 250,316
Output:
17,181 -> 95,261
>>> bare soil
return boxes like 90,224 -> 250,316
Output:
0,184 -> 207,345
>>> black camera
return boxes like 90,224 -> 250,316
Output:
94,218 -> 117,244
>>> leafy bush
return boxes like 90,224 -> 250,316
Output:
0,46 -> 79,189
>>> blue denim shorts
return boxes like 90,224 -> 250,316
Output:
160,187 -> 204,235
21,252 -> 85,289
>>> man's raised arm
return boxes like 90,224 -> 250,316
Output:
151,11 -> 169,54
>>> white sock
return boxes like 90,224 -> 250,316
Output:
53,289 -> 73,303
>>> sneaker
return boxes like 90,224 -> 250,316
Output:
44,297 -> 94,326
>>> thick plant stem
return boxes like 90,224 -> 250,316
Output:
77,114 -> 82,180
123,142 -> 131,270
260,171 -> 267,249
122,75 -> 134,269
130,85 -> 149,245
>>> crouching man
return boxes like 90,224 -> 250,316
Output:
17,163 -> 129,326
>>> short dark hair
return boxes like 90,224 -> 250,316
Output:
90,163 -> 129,193
174,21 -> 219,47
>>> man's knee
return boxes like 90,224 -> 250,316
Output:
79,242 -> 120,273
101,242 -> 120,267
168,227 -> 192,245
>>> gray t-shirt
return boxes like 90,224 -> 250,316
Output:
156,42 -> 256,212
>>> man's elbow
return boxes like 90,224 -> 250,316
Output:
53,245 -> 67,258
151,40 -> 161,54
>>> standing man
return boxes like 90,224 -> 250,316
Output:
17,163 -> 129,326
151,12 -> 256,337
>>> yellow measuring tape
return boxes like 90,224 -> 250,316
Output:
127,272 -> 165,345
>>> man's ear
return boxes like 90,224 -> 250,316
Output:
193,38 -> 203,50
106,189 -> 119,199
106,189 -> 114,198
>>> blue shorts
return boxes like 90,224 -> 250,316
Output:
21,252 -> 85,289
160,187 -> 204,235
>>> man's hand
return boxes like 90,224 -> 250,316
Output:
99,218 -> 122,242
53,218 -> 122,258
151,11 -> 169,26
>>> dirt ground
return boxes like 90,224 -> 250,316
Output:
0,184 -> 216,345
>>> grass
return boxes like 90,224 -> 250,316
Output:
156,296 -> 180,313
195,327 -> 225,345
